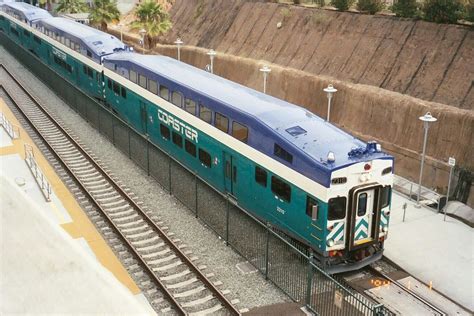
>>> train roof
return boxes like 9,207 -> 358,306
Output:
105,53 -> 392,171
3,2 -> 51,22
39,17 -> 125,56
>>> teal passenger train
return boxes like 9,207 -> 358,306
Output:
0,2 -> 394,273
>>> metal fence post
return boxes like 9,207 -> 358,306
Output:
194,175 -> 198,218
265,223 -> 270,280
225,198 -> 229,245
306,251 -> 314,307
168,157 -> 172,194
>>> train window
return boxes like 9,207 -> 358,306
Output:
199,149 -> 211,168
23,29 -> 29,36
274,144 -> 293,164
380,186 -> 391,208
83,65 -> 87,75
11,28 -> 18,37
172,132 -> 183,148
129,70 -> 137,83
328,197 -> 346,220
160,85 -> 169,100
121,87 -> 127,99
160,124 -> 170,140
33,35 -> 41,44
74,43 -> 80,52
306,196 -> 319,219
255,166 -> 267,187
185,139 -> 196,157
87,67 -> 93,78
65,38 -> 70,47
148,79 -> 158,94
271,176 -> 291,203
199,105 -> 212,123
107,79 -> 112,89
185,98 -> 196,115
215,112 -> 228,133
232,121 -> 248,143
357,193 -> 367,216
171,92 -> 182,107
138,74 -> 147,89
112,81 -> 120,94
87,50 -> 92,58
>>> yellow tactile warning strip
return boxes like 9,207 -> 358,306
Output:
0,98 -> 140,294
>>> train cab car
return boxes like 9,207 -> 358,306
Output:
103,53 -> 394,273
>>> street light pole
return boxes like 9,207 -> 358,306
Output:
259,65 -> 271,94
118,23 -> 123,42
174,38 -> 183,61
139,29 -> 146,54
323,84 -> 337,122
416,112 -> 437,207
207,49 -> 216,74
444,157 -> 455,221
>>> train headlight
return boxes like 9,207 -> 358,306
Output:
327,151 -> 335,163
383,226 -> 388,232
327,239 -> 335,247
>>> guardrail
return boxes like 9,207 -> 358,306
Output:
24,143 -> 52,202
0,111 -> 20,139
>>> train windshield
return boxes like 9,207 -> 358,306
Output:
328,197 -> 346,220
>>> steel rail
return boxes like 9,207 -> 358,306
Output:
367,266 -> 447,316
0,64 -> 240,316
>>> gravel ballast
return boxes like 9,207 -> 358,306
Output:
0,46 -> 290,310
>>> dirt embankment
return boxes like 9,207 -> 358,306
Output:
163,0 -> 473,111
113,0 -> 474,203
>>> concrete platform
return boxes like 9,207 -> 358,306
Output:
385,191 -> 473,312
0,99 -> 155,314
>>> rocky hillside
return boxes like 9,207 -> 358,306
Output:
162,0 -> 473,110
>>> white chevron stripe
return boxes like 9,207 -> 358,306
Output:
333,227 -> 344,242
355,220 -> 368,239
381,216 -> 388,225
327,222 -> 344,240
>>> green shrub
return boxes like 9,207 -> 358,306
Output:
331,0 -> 355,11
465,0 -> 474,22
357,0 -> 384,14
391,0 -> 419,18
423,0 -> 464,23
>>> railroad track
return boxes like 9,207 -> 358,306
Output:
366,265 -> 446,316
0,64 -> 241,316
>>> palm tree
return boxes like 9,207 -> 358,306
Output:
56,0 -> 88,14
131,0 -> 172,49
89,0 -> 120,31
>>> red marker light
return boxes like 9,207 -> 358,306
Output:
364,163 -> 371,171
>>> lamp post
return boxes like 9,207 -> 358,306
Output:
259,65 -> 271,94
416,112 -> 437,207
139,29 -> 146,53
118,23 -> 124,42
444,157 -> 455,221
207,49 -> 216,74
174,38 -> 183,61
323,84 -> 337,122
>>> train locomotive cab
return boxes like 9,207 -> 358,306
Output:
322,143 -> 393,273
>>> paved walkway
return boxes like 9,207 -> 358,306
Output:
385,191 -> 473,312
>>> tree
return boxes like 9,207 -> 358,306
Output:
422,0 -> 464,23
391,0 -> 419,18
331,0 -> 355,11
56,0 -> 88,14
89,0 -> 120,31
131,0 -> 172,49
357,0 -> 384,14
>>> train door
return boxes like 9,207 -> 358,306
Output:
223,152 -> 237,196
349,187 -> 378,249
